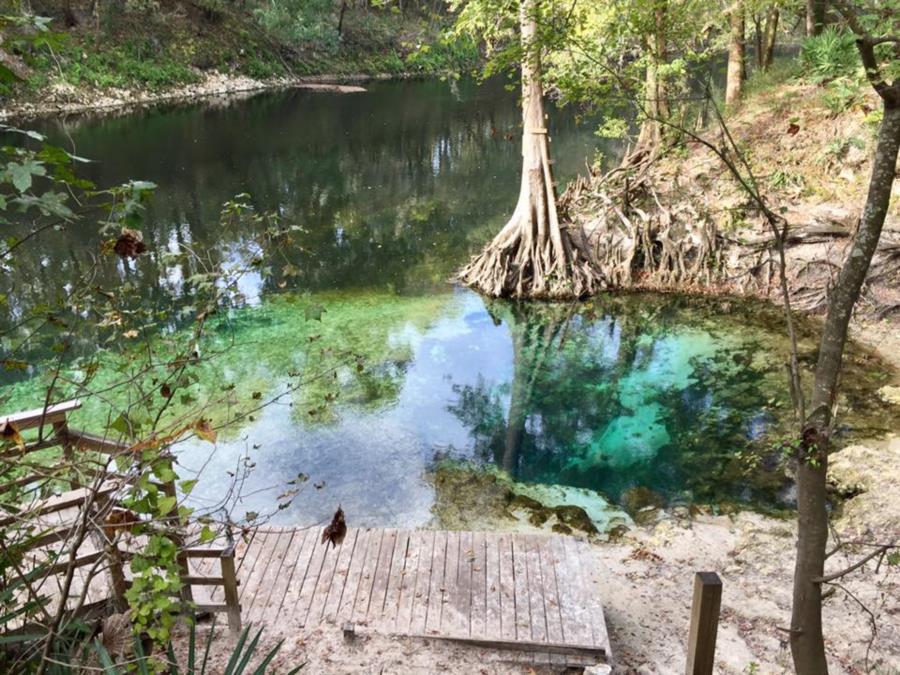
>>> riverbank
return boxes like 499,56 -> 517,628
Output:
0,1 -> 475,121
0,70 -> 373,120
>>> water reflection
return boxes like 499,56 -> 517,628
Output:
167,290 -> 887,527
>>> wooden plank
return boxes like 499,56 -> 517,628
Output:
352,528 -> 384,624
404,633 -> 606,659
322,528 -> 360,624
395,529 -> 423,633
510,535 -> 531,641
0,481 -> 120,528
269,528 -> 312,621
381,530 -> 410,629
575,538 -> 612,655
457,531 -> 474,637
307,528 -> 346,626
255,528 -> 297,620
484,532 -> 502,639
238,529 -> 275,620
408,529 -> 435,636
367,528 -> 398,626
538,538 -> 565,643
64,430 -> 129,455
1,400 -> 81,431
555,536 -> 593,647
470,531 -> 487,638
441,530 -> 461,635
296,528 -> 331,627
497,533 -> 517,641
276,527 -> 317,619
685,571 -> 722,675
424,530 -> 448,636
208,529 -> 259,603
337,528 -> 371,624
522,535 -> 549,644
537,536 -> 567,668
555,537 -> 594,644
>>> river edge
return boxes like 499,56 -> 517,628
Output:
0,69 -> 429,121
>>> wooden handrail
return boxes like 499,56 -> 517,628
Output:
0,481 -> 121,528
1,400 -> 82,432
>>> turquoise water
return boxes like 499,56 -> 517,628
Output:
1,80 -> 892,529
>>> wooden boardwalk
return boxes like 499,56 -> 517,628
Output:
192,527 -> 611,667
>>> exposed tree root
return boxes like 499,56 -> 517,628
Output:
557,150 -> 900,319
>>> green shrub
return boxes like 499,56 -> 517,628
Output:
253,0 -> 340,52
821,77 -> 863,114
800,27 -> 859,83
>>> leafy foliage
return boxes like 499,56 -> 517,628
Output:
800,26 -> 860,83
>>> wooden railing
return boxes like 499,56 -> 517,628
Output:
1,400 -> 242,633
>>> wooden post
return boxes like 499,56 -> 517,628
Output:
161,477 -> 195,605
685,571 -> 722,675
220,546 -> 242,635
52,419 -> 79,489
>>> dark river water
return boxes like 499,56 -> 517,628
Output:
1,79 -> 892,529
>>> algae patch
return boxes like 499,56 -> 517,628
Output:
429,460 -> 631,537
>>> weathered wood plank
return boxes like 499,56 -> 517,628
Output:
237,529 -> 274,620
456,530 -> 473,638
1,399 -> 81,431
395,529 -> 424,633
322,528 -> 359,624
423,530 -> 446,636
306,528 -> 345,626
409,530 -> 437,633
276,527 -> 317,621
382,530 -> 410,629
366,528 -> 397,626
470,531 -> 487,638
523,535 -> 548,644
575,538 -> 611,656
352,528 -> 384,624
270,528 -> 312,621
296,529 -> 330,627
484,531 -> 502,639
497,533 -> 517,642
255,528 -> 296,620
337,528 -> 370,624
537,535 -> 567,667
441,530 -> 462,635
510,535 -> 531,642
553,536 -> 593,647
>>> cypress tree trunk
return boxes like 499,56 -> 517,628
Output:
789,79 -> 900,675
457,0 -> 600,299
725,4 -> 745,105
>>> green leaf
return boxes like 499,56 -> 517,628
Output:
6,159 -> 45,193
157,495 -> 178,515
199,525 -> 216,543
180,479 -> 199,494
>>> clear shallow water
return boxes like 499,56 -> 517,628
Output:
1,79 -> 892,528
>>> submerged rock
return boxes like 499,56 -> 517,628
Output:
429,460 -> 631,537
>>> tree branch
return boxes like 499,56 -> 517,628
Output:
814,543 -> 896,583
